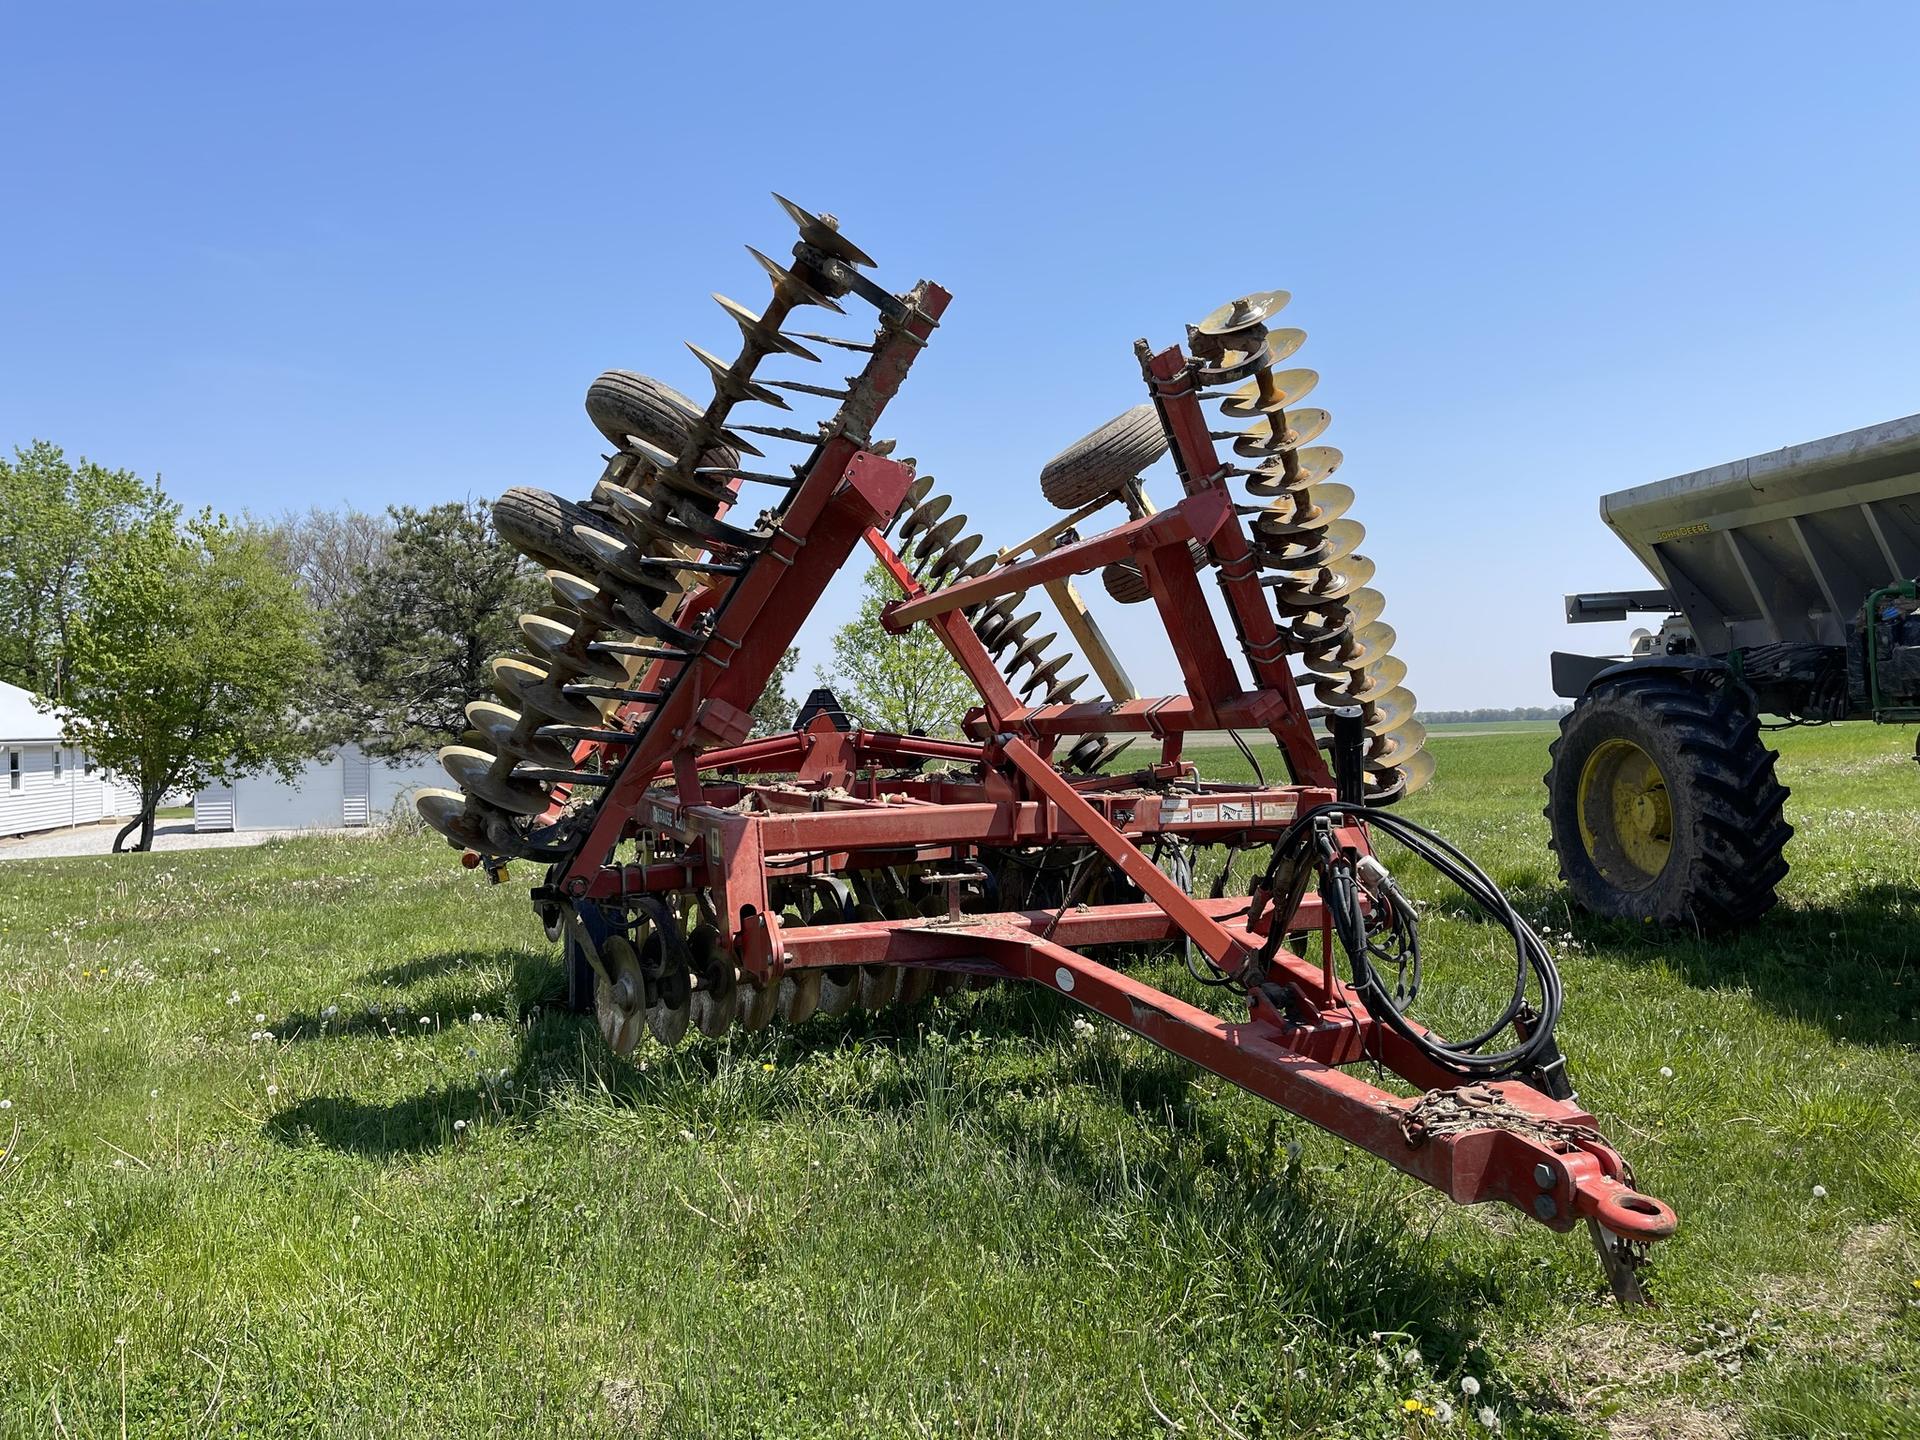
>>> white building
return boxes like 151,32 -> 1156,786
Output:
193,744 -> 441,832
0,680 -> 134,837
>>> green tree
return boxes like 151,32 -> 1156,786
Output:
59,512 -> 323,852
0,440 -> 171,700
819,561 -> 975,735
323,500 -> 542,756
750,647 -> 799,736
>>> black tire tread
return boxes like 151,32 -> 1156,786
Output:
1039,404 -> 1168,510
494,486 -> 609,578
586,370 -> 740,472
1543,670 -> 1793,931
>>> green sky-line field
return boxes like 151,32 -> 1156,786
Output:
1,724 -> 1916,1438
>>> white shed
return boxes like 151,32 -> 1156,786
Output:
193,744 -> 441,832
0,680 -> 134,837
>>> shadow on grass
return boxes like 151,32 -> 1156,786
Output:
270,948 -> 560,1043
260,960 -> 1512,1370
1508,878 -> 1920,1048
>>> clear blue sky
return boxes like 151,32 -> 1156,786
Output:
5,5 -> 1917,709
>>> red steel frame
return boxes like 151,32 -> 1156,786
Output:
544,306 -> 1677,1255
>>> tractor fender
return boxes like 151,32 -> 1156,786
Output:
1554,651 -> 1737,702
1582,653 -> 1732,696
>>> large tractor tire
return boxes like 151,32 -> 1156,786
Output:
1544,667 -> 1792,931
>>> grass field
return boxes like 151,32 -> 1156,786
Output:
2,725 -> 1917,1438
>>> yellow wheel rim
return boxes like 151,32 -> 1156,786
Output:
1577,738 -> 1673,889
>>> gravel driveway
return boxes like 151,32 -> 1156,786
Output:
0,818 -> 364,861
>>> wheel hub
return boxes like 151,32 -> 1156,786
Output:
1578,738 -> 1673,887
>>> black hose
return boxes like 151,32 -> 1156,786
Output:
1260,801 -> 1563,1082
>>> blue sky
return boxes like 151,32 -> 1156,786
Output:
4,5 -> 1917,709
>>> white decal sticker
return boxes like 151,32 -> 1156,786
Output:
1189,804 -> 1220,824
1259,800 -> 1298,823
1054,966 -> 1075,992
1159,796 -> 1189,821
1217,801 -> 1249,822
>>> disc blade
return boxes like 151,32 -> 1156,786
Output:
1312,652 -> 1407,705
1361,685 -> 1418,736
439,744 -> 551,816
1270,551 -> 1376,604
465,700 -> 574,769
1221,367 -> 1320,420
520,614 -> 626,682
1195,289 -> 1290,338
415,788 -> 489,848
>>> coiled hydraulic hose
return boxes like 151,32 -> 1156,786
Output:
1258,802 -> 1564,1082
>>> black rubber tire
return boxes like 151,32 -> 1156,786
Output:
1099,541 -> 1209,605
1102,560 -> 1150,604
1039,404 -> 1168,510
494,486 -> 608,577
562,927 -> 597,1015
1544,669 -> 1792,931
585,370 -> 740,472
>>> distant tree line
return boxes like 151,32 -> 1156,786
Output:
1415,706 -> 1571,724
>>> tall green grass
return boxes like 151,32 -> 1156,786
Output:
1,724 -> 1916,1437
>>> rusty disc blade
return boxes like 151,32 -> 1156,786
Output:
1368,719 -> 1428,766
1312,652 -> 1407,705
520,614 -> 626,682
771,192 -> 878,269
1195,289 -> 1290,338
1361,685 -> 1418,736
1220,367 -> 1320,421
465,700 -> 574,770
415,788 -> 489,848
439,744 -> 551,817
1302,618 -> 1396,675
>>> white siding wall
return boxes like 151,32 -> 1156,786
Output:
193,746 -> 443,832
0,744 -> 121,837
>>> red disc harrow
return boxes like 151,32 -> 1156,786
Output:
420,196 -> 1676,1302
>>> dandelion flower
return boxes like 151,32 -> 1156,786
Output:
418,1016 -> 430,1026
149,1089 -> 159,1099
0,1099 -> 11,1110
321,1005 -> 338,1021
1812,1184 -> 1828,1199
1477,1406 -> 1499,1431
1658,1066 -> 1673,1078
1435,1400 -> 1455,1423
266,1084 -> 279,1097
1402,1398 -> 1423,1413
469,1011 -> 483,1024
453,1119 -> 468,1132
762,1062 -> 775,1072
254,1013 -> 266,1024
1460,1376 -> 1481,1397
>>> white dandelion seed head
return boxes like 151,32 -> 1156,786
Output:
253,1013 -> 265,1024
265,1084 -> 278,1097
1460,1376 -> 1481,1397
1659,1066 -> 1673,1078
453,1119 -> 467,1132
1812,1184 -> 1828,1199
1476,1406 -> 1499,1431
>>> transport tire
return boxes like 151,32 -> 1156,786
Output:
1039,404 -> 1168,510
1544,668 -> 1791,931
585,370 -> 741,472
493,486 -> 608,576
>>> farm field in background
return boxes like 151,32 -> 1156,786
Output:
1,725 -> 1916,1438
